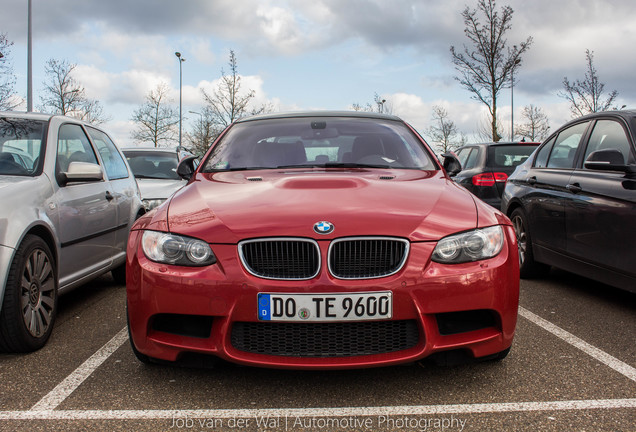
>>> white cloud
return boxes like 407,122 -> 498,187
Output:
5,0 -> 634,148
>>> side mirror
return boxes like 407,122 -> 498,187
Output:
58,161 -> 104,186
177,155 -> 198,180
442,152 -> 462,177
584,149 -> 636,175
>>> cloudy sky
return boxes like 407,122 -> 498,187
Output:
2,0 -> 635,147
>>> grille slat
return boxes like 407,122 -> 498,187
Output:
329,237 -> 409,279
239,238 -> 320,280
231,320 -> 420,357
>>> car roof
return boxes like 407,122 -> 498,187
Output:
121,147 -> 179,153
577,109 -> 636,119
0,111 -> 54,122
235,110 -> 403,124
0,111 -> 112,129
557,109 -> 636,128
458,141 -> 540,149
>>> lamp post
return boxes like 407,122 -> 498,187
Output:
175,52 -> 185,151
511,58 -> 521,141
27,0 -> 33,112
189,110 -> 202,123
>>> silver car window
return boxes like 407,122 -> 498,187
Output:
56,123 -> 99,175
0,117 -> 45,176
86,127 -> 129,180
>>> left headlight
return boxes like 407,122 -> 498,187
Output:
432,225 -> 504,264
141,230 -> 216,266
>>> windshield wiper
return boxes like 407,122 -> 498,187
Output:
276,163 -> 390,169
324,162 -> 390,169
202,166 -> 272,173
276,164 -> 323,169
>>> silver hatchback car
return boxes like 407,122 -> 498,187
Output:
0,112 -> 144,352
122,147 -> 188,210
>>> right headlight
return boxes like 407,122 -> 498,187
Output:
141,230 -> 216,266
432,225 -> 504,264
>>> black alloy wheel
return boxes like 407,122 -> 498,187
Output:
510,208 -> 550,278
0,235 -> 58,352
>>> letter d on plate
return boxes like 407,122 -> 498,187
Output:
258,294 -> 271,320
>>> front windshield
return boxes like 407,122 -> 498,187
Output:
0,117 -> 46,176
201,117 -> 437,172
124,150 -> 180,180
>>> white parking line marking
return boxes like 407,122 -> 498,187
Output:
518,307 -> 636,382
2,398 -> 636,420
30,327 -> 128,411
19,307 -> 634,420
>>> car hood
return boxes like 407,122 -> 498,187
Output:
136,178 -> 187,200
137,169 -> 500,244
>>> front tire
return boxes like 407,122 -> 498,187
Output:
126,305 -> 151,364
111,263 -> 126,286
0,235 -> 58,352
510,208 -> 550,278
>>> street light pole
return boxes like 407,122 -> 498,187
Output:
27,0 -> 33,112
175,52 -> 185,151
189,110 -> 202,122
511,58 -> 520,141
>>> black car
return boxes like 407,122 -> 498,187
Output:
452,141 -> 539,209
501,110 -> 636,292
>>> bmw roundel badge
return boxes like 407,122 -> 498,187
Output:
314,221 -> 334,235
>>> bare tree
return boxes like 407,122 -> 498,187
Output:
202,50 -> 271,131
40,59 -> 108,124
0,33 -> 20,110
131,83 -> 179,147
450,0 -> 532,142
515,104 -> 550,141
559,49 -> 619,118
351,93 -> 393,114
426,105 -> 462,154
185,107 -> 221,157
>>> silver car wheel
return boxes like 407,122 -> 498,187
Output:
20,248 -> 56,338
511,214 -> 527,266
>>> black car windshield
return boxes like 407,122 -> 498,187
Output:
0,118 -> 46,176
201,117 -> 437,172
124,150 -> 181,180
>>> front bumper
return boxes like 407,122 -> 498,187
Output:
126,227 -> 519,369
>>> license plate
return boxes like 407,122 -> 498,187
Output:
257,292 -> 392,322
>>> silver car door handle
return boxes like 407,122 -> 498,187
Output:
566,183 -> 582,193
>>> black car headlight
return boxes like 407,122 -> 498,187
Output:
432,226 -> 504,264
141,230 -> 216,266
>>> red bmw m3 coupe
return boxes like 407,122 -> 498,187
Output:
126,111 -> 519,369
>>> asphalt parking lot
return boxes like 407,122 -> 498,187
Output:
0,270 -> 634,432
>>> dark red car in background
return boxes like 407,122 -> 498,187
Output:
126,111 -> 519,369
452,142 -> 539,209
